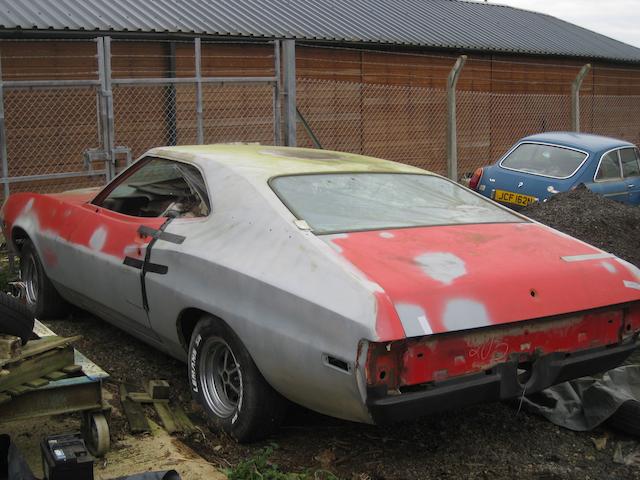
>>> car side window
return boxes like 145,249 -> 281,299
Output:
621,148 -> 640,178
596,151 -> 622,181
95,158 -> 210,218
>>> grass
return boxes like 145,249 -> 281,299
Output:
226,445 -> 340,480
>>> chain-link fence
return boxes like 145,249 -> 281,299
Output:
0,38 -> 280,202
581,94 -> 640,146
2,38 -> 640,201
297,78 -> 448,174
457,91 -> 572,175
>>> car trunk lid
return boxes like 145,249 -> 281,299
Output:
324,222 -> 640,340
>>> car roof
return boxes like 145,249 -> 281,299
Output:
518,132 -> 635,152
147,144 -> 429,178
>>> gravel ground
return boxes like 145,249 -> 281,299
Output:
521,186 -> 640,267
44,190 -> 640,480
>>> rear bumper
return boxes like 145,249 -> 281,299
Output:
367,339 -> 637,424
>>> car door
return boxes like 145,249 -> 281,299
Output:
588,149 -> 629,203
621,148 -> 640,205
61,157 -> 166,338
63,156 -> 209,340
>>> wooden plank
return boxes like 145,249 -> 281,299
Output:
0,336 -> 21,360
173,405 -> 196,434
0,335 -> 81,368
7,385 -> 32,396
25,377 -> 49,388
145,380 -> 170,401
120,384 -> 150,434
154,401 -> 179,434
127,392 -> 154,404
44,371 -> 68,381
62,364 -> 82,374
20,335 -> 82,359
0,346 -> 74,392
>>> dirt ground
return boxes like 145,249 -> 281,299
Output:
28,189 -> 640,480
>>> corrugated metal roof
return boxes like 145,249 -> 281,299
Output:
0,0 -> 639,63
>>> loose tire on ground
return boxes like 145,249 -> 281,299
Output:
608,400 -> 640,437
0,291 -> 34,344
188,316 -> 286,442
19,239 -> 68,319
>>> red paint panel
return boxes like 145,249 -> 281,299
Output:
330,223 -> 640,340
366,305 -> 640,388
2,193 -> 164,261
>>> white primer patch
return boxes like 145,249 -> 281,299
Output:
616,258 -> 640,281
601,261 -> 617,274
327,233 -> 348,254
561,253 -> 614,262
443,299 -> 491,331
624,281 -> 640,291
24,198 -> 34,212
379,232 -> 394,239
415,252 -> 466,285
394,303 -> 433,337
89,226 -> 108,252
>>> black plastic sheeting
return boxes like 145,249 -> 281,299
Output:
523,365 -> 640,431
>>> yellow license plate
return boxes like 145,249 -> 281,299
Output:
494,189 -> 537,207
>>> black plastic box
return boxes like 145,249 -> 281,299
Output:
41,433 -> 94,480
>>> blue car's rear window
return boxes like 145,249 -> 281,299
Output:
500,143 -> 587,179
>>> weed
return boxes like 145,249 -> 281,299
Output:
226,445 -> 339,480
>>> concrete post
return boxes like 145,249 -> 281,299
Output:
195,38 -> 204,144
572,64 -> 591,132
447,55 -> 467,181
282,40 -> 296,147
273,40 -> 282,146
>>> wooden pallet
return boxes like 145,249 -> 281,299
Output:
0,335 -> 82,396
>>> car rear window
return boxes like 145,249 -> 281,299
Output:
500,143 -> 587,179
270,173 -> 522,234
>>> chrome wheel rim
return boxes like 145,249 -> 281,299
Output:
200,337 -> 242,418
23,254 -> 39,306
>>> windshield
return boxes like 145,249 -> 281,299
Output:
271,173 -> 522,234
500,143 -> 587,178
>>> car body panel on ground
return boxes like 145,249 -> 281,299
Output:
474,132 -> 640,208
2,144 -> 640,428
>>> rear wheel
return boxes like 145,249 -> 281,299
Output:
188,316 -> 286,442
19,239 -> 68,319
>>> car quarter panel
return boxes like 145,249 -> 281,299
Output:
143,160 -> 384,423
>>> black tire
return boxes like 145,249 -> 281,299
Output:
188,316 -> 286,442
0,292 -> 34,344
608,400 -> 640,437
19,239 -> 68,319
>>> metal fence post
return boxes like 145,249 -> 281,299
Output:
97,37 -> 116,181
282,40 -> 296,147
572,64 -> 591,132
195,38 -> 204,144
447,55 -> 466,181
0,52 -> 9,200
273,40 -> 282,146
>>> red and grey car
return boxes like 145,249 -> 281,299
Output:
3,145 -> 640,441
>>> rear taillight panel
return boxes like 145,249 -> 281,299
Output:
469,167 -> 484,190
364,307 -> 636,392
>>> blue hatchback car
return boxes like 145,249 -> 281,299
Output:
470,132 -> 640,209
